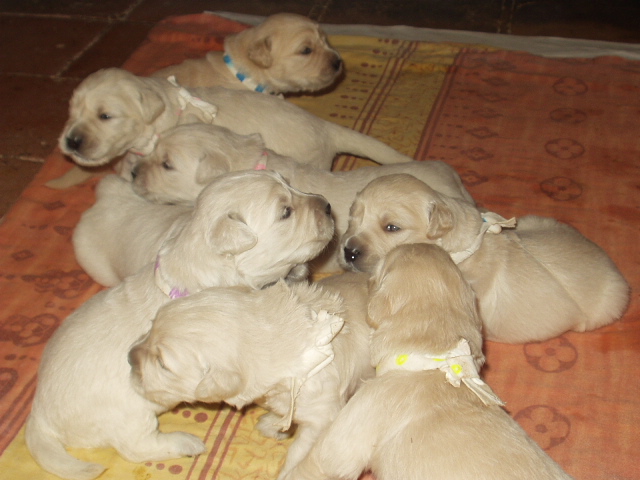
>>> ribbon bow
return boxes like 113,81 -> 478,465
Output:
376,338 -> 505,407
167,76 -> 217,123
449,212 -> 517,264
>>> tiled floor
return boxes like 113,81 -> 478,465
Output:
1,0 -> 639,218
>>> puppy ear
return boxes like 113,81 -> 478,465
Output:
128,342 -> 147,377
425,201 -> 454,240
246,132 -> 266,149
195,370 -> 243,403
136,86 -> 165,123
368,281 -> 408,325
368,265 -> 402,328
248,37 -> 273,68
211,213 -> 258,255
195,157 -> 229,185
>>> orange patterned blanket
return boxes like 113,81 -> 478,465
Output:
0,13 -> 638,480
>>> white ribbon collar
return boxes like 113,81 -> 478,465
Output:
449,212 -> 516,264
376,338 -> 504,407
267,310 -> 344,431
166,75 -> 218,123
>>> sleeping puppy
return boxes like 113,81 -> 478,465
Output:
25,170 -> 334,480
58,68 -> 412,169
129,272 -> 373,479
73,172 -> 323,286
129,123 -> 473,271
152,13 -> 342,94
339,174 -> 630,343
73,175 -> 189,287
281,243 -> 573,480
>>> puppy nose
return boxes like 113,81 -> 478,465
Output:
343,246 -> 360,263
325,203 -> 332,216
332,57 -> 343,72
130,165 -> 138,180
65,135 -> 83,152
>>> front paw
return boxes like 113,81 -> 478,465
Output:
164,431 -> 206,457
256,412 -> 292,440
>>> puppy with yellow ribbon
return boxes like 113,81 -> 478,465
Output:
282,244 -> 573,480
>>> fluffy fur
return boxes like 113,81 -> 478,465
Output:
72,172 -> 334,287
25,170 -> 334,480
152,13 -> 342,94
339,174 -> 630,343
73,175 -> 189,286
58,68 -> 413,169
129,272 -> 373,479
281,243 -> 573,480
129,123 -> 473,271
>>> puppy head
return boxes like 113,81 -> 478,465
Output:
368,243 -> 484,365
226,13 -> 343,93
340,174 -> 457,273
171,170 -> 334,289
129,293 -> 246,408
130,281 -> 346,410
59,68 -> 165,167
132,124 -> 266,205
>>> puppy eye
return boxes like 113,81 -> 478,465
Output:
157,356 -> 168,370
162,160 -> 174,171
385,224 -> 401,232
300,46 -> 313,55
281,206 -> 293,219
98,113 -> 111,121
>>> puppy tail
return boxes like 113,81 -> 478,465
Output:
330,124 -> 414,165
25,415 -> 106,480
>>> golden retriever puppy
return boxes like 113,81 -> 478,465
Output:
25,170 -> 334,480
73,175 -> 189,286
129,123 -> 473,271
282,243 -> 573,480
58,68 -> 412,169
152,13 -> 342,94
129,272 -> 374,479
73,171 -> 329,287
339,174 -> 630,343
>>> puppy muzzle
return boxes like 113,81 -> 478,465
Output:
65,134 -> 84,153
343,245 -> 361,264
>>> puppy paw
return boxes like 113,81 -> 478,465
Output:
286,264 -> 310,283
158,431 -> 206,458
256,412 -> 292,440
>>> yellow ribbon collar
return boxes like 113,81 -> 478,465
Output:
376,338 -> 505,407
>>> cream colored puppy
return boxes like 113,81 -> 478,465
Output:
73,172 -> 327,287
129,124 -> 473,271
73,175 -> 189,286
58,68 -> 412,169
26,171 -> 334,480
282,243 -> 573,480
152,13 -> 342,94
129,272 -> 373,480
340,174 -> 630,343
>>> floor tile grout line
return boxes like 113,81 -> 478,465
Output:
119,0 -> 146,21
498,0 -> 516,34
0,154 -> 46,164
307,0 -> 334,22
54,24 -> 115,78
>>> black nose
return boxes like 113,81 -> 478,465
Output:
325,203 -> 332,216
343,246 -> 360,263
130,165 -> 138,180
333,58 -> 343,72
65,135 -> 83,152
